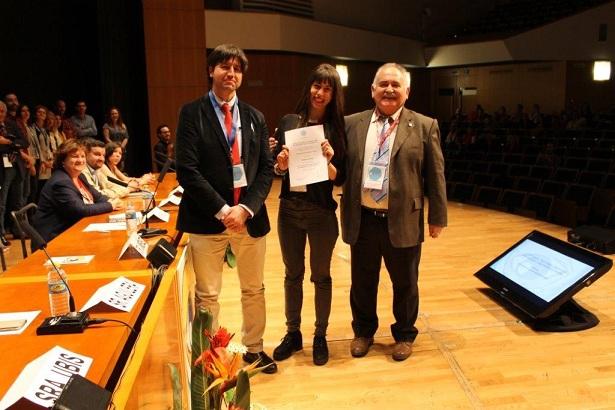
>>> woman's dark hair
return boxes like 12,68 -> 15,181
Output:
207,44 -> 248,73
54,139 -> 85,170
295,63 -> 346,159
105,142 -> 122,163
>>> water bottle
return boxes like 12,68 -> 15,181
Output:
125,201 -> 138,237
48,265 -> 70,316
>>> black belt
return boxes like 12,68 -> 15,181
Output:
362,207 -> 388,218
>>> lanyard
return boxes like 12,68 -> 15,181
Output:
377,117 -> 400,149
208,91 -> 239,149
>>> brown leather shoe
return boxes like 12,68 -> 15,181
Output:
350,337 -> 373,357
392,341 -> 413,361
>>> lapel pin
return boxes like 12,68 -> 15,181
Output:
408,121 -> 414,127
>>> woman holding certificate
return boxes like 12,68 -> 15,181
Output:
272,63 -> 346,366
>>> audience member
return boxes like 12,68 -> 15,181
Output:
32,105 -> 54,194
17,105 -> 37,205
101,142 -> 153,189
102,107 -> 129,148
153,124 -> 175,172
0,101 -> 29,247
82,138 -> 133,199
32,139 -> 121,246
70,100 -> 97,139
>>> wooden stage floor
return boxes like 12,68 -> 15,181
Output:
223,180 -> 615,409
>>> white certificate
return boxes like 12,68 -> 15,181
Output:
285,124 -> 328,188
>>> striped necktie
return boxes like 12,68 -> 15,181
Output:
370,116 -> 393,202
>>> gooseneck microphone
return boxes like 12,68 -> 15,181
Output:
23,221 -> 90,335
138,158 -> 172,238
26,223 -> 76,313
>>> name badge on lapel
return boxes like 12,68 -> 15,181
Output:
233,164 -> 248,188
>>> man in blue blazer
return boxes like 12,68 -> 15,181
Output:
175,44 -> 276,373
342,63 -> 447,361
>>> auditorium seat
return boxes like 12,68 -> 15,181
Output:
468,160 -> 489,173
498,189 -> 526,213
515,176 -> 542,193
587,159 -> 611,173
540,180 -> 568,198
449,182 -> 476,203
508,164 -> 531,177
521,193 -> 554,220
450,170 -> 472,183
552,168 -> 578,182
577,171 -> 604,188
603,174 -> 615,190
530,165 -> 551,179
563,157 -> 588,170
472,172 -> 495,187
471,186 -> 502,207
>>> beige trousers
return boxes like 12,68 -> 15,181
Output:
189,229 -> 267,352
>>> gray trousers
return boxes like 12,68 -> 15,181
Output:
278,198 -> 338,337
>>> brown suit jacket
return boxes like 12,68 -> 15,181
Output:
341,107 -> 448,248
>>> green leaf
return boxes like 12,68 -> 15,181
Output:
232,370 -> 251,410
225,244 -> 236,268
191,308 -> 213,410
167,363 -> 183,410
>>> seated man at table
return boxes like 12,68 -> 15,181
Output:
32,140 -> 122,247
82,138 -> 135,199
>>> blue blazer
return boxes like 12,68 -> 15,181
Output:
33,168 -> 113,244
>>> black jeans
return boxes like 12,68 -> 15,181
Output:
350,209 -> 421,342
278,198 -> 338,337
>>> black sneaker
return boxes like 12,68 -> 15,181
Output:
312,336 -> 329,366
242,351 -> 278,374
273,330 -> 303,361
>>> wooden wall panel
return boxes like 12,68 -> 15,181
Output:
142,0 -> 206,167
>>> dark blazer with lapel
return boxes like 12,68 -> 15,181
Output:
33,168 -> 112,243
341,107 -> 447,248
175,95 -> 273,238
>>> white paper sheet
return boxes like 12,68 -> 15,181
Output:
0,346 -> 92,409
0,311 -> 40,336
284,124 -> 328,187
80,276 -> 145,313
83,222 -> 127,232
44,255 -> 95,266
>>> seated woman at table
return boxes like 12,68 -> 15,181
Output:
32,140 -> 122,247
101,142 -> 153,190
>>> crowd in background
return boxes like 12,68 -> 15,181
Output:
0,92 -> 172,249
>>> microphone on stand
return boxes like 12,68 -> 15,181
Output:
138,158 -> 172,238
23,222 -> 90,334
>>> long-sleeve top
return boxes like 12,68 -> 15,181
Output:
70,114 -> 98,138
273,114 -> 346,211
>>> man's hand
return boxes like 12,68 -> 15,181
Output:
429,225 -> 444,239
222,205 -> 249,232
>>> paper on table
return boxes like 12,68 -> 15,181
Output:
44,255 -> 95,266
140,207 -> 170,224
108,212 -> 142,223
158,194 -> 181,207
83,222 -> 127,232
0,345 -> 92,409
0,311 -> 40,336
284,124 -> 328,187
80,276 -> 145,313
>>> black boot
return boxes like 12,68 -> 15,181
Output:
312,336 -> 329,366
